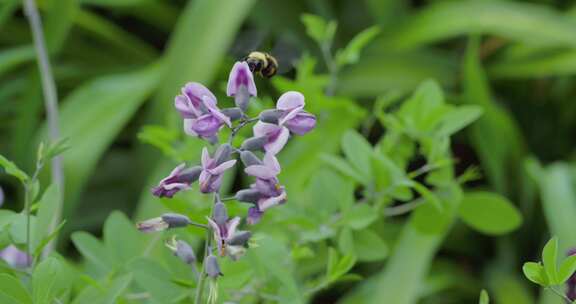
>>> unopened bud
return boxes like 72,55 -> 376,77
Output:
205,255 -> 223,278
227,231 -> 252,246
240,137 -> 267,151
221,107 -> 244,121
259,109 -> 283,124
240,151 -> 262,167
161,213 -> 192,228
179,166 -> 202,183
235,189 -> 262,203
212,202 -> 228,226
166,237 -> 196,265
214,144 -> 233,165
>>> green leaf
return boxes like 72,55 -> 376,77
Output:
352,229 -> 388,262
72,274 -> 132,304
341,130 -> 373,183
326,247 -> 356,283
103,211 -> 146,266
128,257 -> 187,303
435,105 -> 483,136
385,1 -> 576,50
522,262 -> 548,286
33,185 -> 60,251
32,257 -> 67,304
409,181 -> 442,210
458,191 -> 522,235
9,213 -> 36,245
558,255 -> 576,283
0,46 -> 35,79
479,289 -> 490,304
43,64 -> 162,217
71,231 -> 113,274
320,154 -> 366,184
336,26 -> 381,66
301,14 -> 336,46
33,220 -> 66,259
542,237 -> 559,284
0,154 -> 29,183
340,204 -> 378,230
0,274 -> 33,304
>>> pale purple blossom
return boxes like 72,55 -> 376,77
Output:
252,121 -> 290,155
276,91 -> 316,135
199,145 -> 237,193
227,61 -> 257,111
137,213 -> 192,233
174,83 -> 231,141
207,202 -> 251,260
152,164 -> 201,198
166,238 -> 196,265
0,245 -> 30,268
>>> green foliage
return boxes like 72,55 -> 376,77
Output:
523,237 -> 576,289
458,192 -> 522,235
479,289 -> 490,304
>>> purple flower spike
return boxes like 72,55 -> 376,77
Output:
152,164 -> 202,198
567,248 -> 576,301
199,146 -> 237,193
276,91 -> 316,135
253,121 -> 290,155
247,207 -> 263,225
227,61 -> 257,111
0,245 -> 31,268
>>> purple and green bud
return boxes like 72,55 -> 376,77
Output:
152,164 -> 201,198
240,151 -> 262,167
199,145 -> 237,193
258,109 -> 283,124
240,136 -> 267,151
221,107 -> 244,121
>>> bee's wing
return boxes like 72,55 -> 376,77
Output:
230,28 -> 269,59
271,36 -> 302,75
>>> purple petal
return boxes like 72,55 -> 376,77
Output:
200,174 -> 222,193
0,245 -> 31,268
253,178 -> 281,197
247,207 -> 263,225
189,114 -> 224,138
264,126 -> 290,155
245,165 -> 277,179
182,82 -> 216,111
263,153 -> 281,174
253,121 -> 281,138
278,105 -> 304,126
207,217 -> 224,255
205,97 -> 232,128
284,112 -> 317,135
226,217 -> 241,240
276,91 -> 305,110
201,147 -> 212,168
183,119 -> 198,136
227,61 -> 257,97
209,159 -> 236,175
174,95 -> 199,118
258,190 -> 287,211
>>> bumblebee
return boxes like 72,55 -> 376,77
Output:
243,51 -> 279,78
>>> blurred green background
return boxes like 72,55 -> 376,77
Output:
1,0 -> 576,303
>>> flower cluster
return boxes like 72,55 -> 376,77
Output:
137,59 -> 316,299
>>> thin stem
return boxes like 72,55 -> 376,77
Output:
194,196 -> 217,304
220,196 -> 236,202
228,117 -> 259,144
547,286 -> 571,303
24,185 -> 32,267
320,43 -> 338,96
384,201 -> 424,217
23,0 -> 64,256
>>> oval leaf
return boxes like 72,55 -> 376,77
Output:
458,191 -> 522,235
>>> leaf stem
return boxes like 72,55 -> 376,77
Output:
228,117 -> 259,144
23,0 -> 64,256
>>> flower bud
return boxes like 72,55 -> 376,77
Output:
240,136 -> 267,151
227,231 -> 251,246
166,237 -> 196,265
259,109 -> 283,124
137,217 -> 168,233
205,255 -> 223,278
235,189 -> 262,203
247,207 -> 263,225
161,213 -> 192,228
212,202 -> 228,226
213,144 -> 233,165
179,166 -> 202,183
235,86 -> 251,112
240,151 -> 262,167
221,107 -> 244,121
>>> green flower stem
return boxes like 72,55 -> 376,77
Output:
23,0 -> 64,257
194,195 -> 217,304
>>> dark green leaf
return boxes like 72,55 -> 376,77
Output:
0,154 -> 29,183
